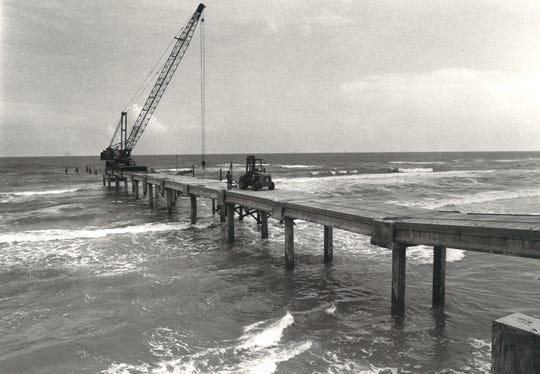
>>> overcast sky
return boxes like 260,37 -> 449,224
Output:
2,0 -> 540,156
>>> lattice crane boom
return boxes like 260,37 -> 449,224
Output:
101,3 -> 205,167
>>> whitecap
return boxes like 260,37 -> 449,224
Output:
398,167 -> 433,173
0,222 -> 184,244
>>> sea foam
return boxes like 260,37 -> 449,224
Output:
0,222 -> 182,244
102,311 -> 311,374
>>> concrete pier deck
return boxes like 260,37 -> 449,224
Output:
106,170 -> 540,317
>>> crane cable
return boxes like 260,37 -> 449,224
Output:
200,14 -> 206,170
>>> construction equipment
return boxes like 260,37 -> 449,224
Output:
100,3 -> 206,172
238,155 -> 275,191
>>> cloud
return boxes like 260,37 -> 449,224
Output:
305,9 -> 353,27
127,103 -> 167,134
340,69 -> 540,122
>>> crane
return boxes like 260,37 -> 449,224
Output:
100,3 -> 205,171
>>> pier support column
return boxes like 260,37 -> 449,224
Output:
124,179 -> 128,193
212,199 -> 216,215
227,203 -> 235,243
391,244 -> 407,318
432,246 -> 446,310
143,181 -> 147,197
324,226 -> 333,263
220,205 -> 226,222
148,184 -> 154,207
284,217 -> 294,268
134,180 -> 139,199
190,194 -> 197,225
166,189 -> 172,213
261,212 -> 269,239
238,206 -> 244,221
155,185 -> 160,199
103,176 -> 106,186
115,178 -> 119,192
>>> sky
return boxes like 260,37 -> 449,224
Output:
2,0 -> 540,156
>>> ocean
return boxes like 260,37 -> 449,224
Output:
0,152 -> 539,373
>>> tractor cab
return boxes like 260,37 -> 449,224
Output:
246,155 -> 265,175
239,155 -> 275,191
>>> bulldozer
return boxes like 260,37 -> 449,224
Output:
238,155 -> 275,191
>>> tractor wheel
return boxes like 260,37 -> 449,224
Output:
239,176 -> 248,190
268,181 -> 275,190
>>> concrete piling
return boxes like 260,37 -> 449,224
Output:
492,313 -> 540,373
432,246 -> 446,310
391,244 -> 407,318
284,217 -> 294,268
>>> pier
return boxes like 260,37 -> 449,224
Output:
105,170 -> 540,318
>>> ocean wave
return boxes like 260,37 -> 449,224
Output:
393,188 -> 540,209
102,311 -> 311,374
389,161 -> 446,165
0,222 -> 182,244
397,167 -> 433,173
0,185 -> 102,203
309,169 -> 359,176
279,164 -> 314,169
406,246 -> 465,264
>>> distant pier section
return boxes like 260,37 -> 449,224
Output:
103,169 -> 540,318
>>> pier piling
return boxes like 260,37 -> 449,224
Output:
492,313 -> 540,373
227,203 -> 235,243
261,212 -> 269,239
324,226 -> 333,263
190,194 -> 197,224
148,184 -> 154,207
432,246 -> 446,310
284,217 -> 295,268
391,244 -> 407,317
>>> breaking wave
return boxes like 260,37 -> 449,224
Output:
102,311 -> 312,374
0,222 -> 182,244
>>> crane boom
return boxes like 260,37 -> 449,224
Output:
101,3 -> 205,168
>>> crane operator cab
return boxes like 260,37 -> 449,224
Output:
238,155 -> 275,191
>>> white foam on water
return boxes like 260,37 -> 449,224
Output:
0,222 -> 183,244
11,188 -> 79,196
322,351 -> 397,374
102,312 -> 311,374
406,246 -> 465,264
279,164 -> 314,169
401,187 -> 540,209
398,167 -> 434,173
325,302 -> 337,315
236,311 -> 294,350
390,161 -> 446,165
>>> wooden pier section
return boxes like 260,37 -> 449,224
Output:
105,170 -> 540,317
